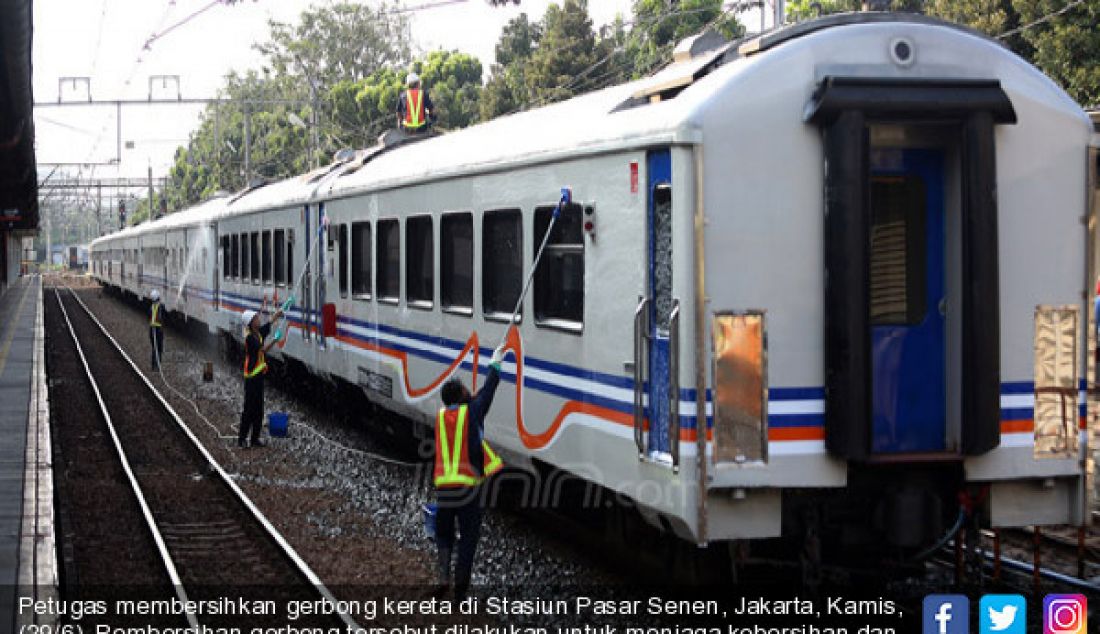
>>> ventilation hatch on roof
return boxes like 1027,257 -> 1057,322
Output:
613,29 -> 733,112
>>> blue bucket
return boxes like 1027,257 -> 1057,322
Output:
268,412 -> 289,437
422,503 -> 437,540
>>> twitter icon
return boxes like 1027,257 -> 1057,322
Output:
981,595 -> 1026,634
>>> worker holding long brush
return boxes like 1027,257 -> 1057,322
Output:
431,188 -> 570,599
434,336 -> 508,601
238,304 -> 284,449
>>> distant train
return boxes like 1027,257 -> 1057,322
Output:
68,245 -> 87,270
91,13 -> 1099,560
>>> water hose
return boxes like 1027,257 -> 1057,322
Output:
910,506 -> 967,562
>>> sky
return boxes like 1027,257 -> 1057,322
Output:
32,0 -> 773,184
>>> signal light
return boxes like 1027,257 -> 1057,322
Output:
583,205 -> 596,239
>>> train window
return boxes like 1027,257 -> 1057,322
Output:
533,204 -> 585,328
338,223 -> 349,298
221,237 -> 230,278
241,234 -> 250,281
262,231 -> 273,284
406,215 -> 433,309
351,221 -> 371,298
377,219 -> 400,303
286,230 -> 294,289
869,175 -> 926,325
441,212 -> 473,313
231,235 -> 240,278
483,209 -> 522,320
250,232 -> 260,284
274,229 -> 286,285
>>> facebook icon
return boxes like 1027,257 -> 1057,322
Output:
924,595 -> 970,634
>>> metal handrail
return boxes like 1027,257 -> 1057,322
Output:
668,300 -> 681,472
633,297 -> 649,459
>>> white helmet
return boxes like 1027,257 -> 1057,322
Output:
406,72 -> 420,87
150,289 -> 160,301
241,310 -> 257,328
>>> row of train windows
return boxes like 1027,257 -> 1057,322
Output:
336,207 -> 584,326
142,247 -> 207,275
219,207 -> 585,327
221,229 -> 294,287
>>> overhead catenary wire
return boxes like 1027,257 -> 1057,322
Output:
996,0 -> 1087,39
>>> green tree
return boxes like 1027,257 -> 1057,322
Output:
255,2 -> 412,91
524,1 -> 605,105
480,13 -> 541,119
157,3 -> 414,211
332,49 -> 483,144
1011,0 -> 1100,105
622,0 -> 745,79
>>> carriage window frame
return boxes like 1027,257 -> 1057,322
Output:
406,214 -> 434,310
273,229 -> 286,286
250,231 -> 260,285
286,229 -> 295,289
240,233 -> 250,282
482,208 -> 524,323
351,221 -> 372,300
221,236 -> 230,279
532,203 -> 585,333
376,218 -> 400,304
338,223 -> 349,298
441,211 -> 474,316
262,230 -> 273,284
231,234 -> 240,279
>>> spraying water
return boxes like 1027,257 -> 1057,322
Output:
176,224 -> 212,307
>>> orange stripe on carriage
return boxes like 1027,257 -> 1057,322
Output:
1000,416 -> 1086,434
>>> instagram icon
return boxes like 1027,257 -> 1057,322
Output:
1044,595 -> 1088,634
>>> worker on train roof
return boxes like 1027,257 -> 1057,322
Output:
397,72 -> 435,134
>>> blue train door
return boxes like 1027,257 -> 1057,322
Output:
647,150 -> 673,456
870,149 -> 947,453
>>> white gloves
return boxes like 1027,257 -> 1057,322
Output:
490,345 -> 506,367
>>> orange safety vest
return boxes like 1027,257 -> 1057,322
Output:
242,332 -> 268,378
403,89 -> 426,130
150,302 -> 162,328
434,405 -> 503,488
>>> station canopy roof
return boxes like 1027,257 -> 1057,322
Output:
0,0 -> 38,231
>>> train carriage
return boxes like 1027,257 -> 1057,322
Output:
91,13 -> 1099,553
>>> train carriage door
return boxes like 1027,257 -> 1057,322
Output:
870,149 -> 947,453
646,149 -> 674,458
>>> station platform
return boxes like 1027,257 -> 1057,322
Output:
0,275 -> 57,632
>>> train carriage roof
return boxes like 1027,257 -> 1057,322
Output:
92,11 -> 1090,247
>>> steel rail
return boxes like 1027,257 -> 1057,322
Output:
61,285 -> 361,631
947,538 -> 1100,593
53,288 -> 201,632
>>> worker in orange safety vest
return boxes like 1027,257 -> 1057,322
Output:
433,338 -> 508,599
238,307 -> 283,449
149,289 -> 164,371
396,72 -> 435,133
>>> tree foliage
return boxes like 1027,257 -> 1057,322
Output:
143,0 -> 1100,228
622,0 -> 745,78
331,49 -> 483,145
480,0 -> 745,120
1012,0 -> 1100,105
255,2 -> 412,91
783,0 -> 1099,105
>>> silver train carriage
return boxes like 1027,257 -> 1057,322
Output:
91,13 -> 1099,552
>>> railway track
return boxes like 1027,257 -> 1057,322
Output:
51,285 -> 358,629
